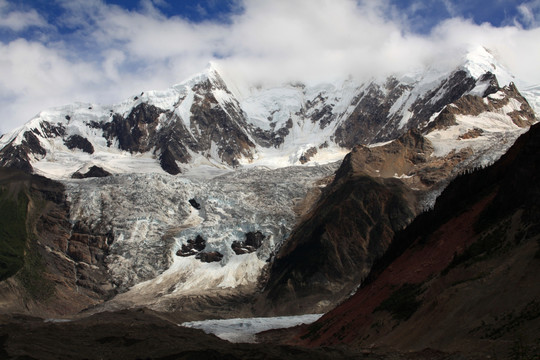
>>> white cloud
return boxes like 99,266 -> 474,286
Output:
0,0 -> 540,134
517,0 -> 540,27
0,40 -> 101,131
430,17 -> 540,84
0,0 -> 48,32
442,0 -> 459,17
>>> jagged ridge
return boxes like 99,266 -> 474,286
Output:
0,47 -> 534,179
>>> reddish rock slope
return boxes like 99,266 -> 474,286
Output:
296,123 -> 540,358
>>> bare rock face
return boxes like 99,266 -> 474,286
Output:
187,77 -> 256,166
335,129 -> 434,181
102,103 -> 165,152
64,135 -> 95,154
188,198 -> 201,210
176,235 -> 206,257
0,144 -> 33,172
0,131 -> 48,172
195,251 -> 224,263
402,70 -> 477,135
426,82 -> 536,133
0,121 -> 67,172
96,74 -> 256,171
335,77 -> 414,146
232,231 -> 266,255
259,162 -> 419,315
258,117 -> 526,315
245,231 -> 265,249
299,147 -> 318,164
333,70 -> 480,147
331,129 -> 471,194
67,223 -> 113,266
458,127 -> 484,139
71,166 -> 111,179
0,70 -> 258,177
159,148 -> 182,175
0,169 -> 115,317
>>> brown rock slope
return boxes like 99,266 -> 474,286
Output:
0,169 -> 115,317
296,123 -> 540,358
426,81 -> 536,132
257,129 -> 487,316
257,132 -> 428,315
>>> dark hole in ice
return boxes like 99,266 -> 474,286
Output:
189,199 -> 201,210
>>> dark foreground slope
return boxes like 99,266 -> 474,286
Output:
0,309 -> 339,360
0,308 -> 482,360
296,123 -> 540,358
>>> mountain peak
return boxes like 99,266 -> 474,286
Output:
205,60 -> 221,74
0,47 -> 536,179
463,46 -> 514,85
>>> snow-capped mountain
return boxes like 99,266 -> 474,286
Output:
0,47 -> 534,180
0,46 -> 537,319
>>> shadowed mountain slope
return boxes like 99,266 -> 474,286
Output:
0,169 -> 115,317
296,122 -> 540,358
257,135 -> 421,315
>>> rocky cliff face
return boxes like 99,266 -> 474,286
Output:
0,68 -> 257,176
259,172 -> 417,315
256,100 -> 535,315
333,70 -> 478,146
0,169 -> 115,317
426,81 -> 535,132
295,123 -> 540,358
257,128 -> 456,314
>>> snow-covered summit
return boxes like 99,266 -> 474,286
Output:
463,46 -> 515,86
0,47 -> 537,179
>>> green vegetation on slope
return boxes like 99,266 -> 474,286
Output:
374,282 -> 425,321
0,183 -> 54,300
0,188 -> 28,281
16,237 -> 54,301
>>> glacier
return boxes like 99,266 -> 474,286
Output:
64,162 -> 340,301
181,313 -> 323,343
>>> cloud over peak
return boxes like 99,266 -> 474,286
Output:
0,0 -> 539,133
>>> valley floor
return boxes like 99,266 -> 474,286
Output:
0,309 -> 486,360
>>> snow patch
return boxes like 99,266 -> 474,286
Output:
463,46 -> 515,86
425,110 -> 527,168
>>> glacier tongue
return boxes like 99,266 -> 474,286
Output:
64,162 -> 339,298
181,313 -> 324,343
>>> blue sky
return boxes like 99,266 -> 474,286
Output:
2,0 -> 536,39
392,0 -> 530,32
1,0 -> 539,133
